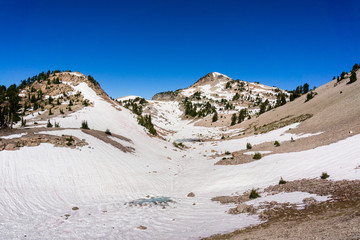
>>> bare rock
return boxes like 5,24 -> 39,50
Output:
5,144 -> 17,151
187,192 -> 195,197
236,203 -> 250,213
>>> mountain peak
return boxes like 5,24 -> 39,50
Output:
193,72 -> 232,87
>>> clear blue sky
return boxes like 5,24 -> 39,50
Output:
1,0 -> 359,99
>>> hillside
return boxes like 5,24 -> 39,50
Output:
0,68 -> 360,239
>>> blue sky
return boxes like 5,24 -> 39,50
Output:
0,0 -> 359,99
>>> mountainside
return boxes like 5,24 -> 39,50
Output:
151,72 -> 288,117
0,67 -> 360,239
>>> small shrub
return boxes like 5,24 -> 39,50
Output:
66,136 -> 74,142
81,120 -> 89,129
173,141 -> 185,149
55,122 -> 60,128
291,137 -> 295,142
60,109 -> 64,114
48,108 -> 53,115
83,100 -> 89,106
253,152 -> 262,160
274,141 -> 280,147
321,172 -> 330,179
305,92 -> 316,102
47,120 -> 53,128
105,129 -> 112,135
249,189 -> 260,199
279,177 -> 287,184
225,151 -> 231,155
246,143 -> 252,149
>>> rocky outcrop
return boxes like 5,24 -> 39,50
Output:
152,91 -> 177,101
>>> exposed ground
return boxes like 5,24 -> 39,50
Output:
207,179 -> 360,240
214,73 -> 360,165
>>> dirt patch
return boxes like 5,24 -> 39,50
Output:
207,179 -> 360,240
252,114 -> 313,134
81,129 -> 135,153
0,128 -> 87,151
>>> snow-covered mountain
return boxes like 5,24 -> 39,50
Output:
0,69 -> 360,239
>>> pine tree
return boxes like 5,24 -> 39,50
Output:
212,112 -> 218,122
303,83 -> 309,94
348,71 -> 357,84
230,113 -> 237,126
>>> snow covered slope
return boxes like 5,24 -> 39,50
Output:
1,71 -> 360,239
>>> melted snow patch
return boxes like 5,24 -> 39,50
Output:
243,151 -> 272,155
1,133 -> 28,139
247,191 -> 329,207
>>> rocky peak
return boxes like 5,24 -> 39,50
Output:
193,72 -> 232,87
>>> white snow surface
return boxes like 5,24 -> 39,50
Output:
1,80 -> 360,239
1,132 -> 27,139
247,192 -> 330,208
117,95 -> 142,101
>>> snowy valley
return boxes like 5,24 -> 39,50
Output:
0,69 -> 360,239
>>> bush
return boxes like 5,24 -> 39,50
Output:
305,92 -> 316,102
54,122 -> 60,128
321,172 -> 330,179
279,177 -> 287,184
249,189 -> 260,199
173,141 -> 185,149
105,129 -> 112,135
274,141 -> 280,147
47,120 -> 53,128
81,120 -> 89,129
253,152 -> 262,160
66,136 -> 74,146
225,151 -> 231,155
246,143 -> 252,149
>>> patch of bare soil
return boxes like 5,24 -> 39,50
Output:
207,179 -> 360,240
81,129 -> 135,153
0,128 -> 87,151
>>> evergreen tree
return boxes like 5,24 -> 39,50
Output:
348,71 -> 357,84
230,113 -> 237,126
212,111 -> 218,122
238,109 -> 247,123
303,83 -> 309,94
352,63 -> 359,71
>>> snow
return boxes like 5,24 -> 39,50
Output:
1,133 -> 27,139
1,80 -> 360,239
68,72 -> 85,77
247,192 -> 329,208
117,95 -> 142,101
244,151 -> 272,155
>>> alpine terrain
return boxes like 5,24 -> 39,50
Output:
0,66 -> 360,239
